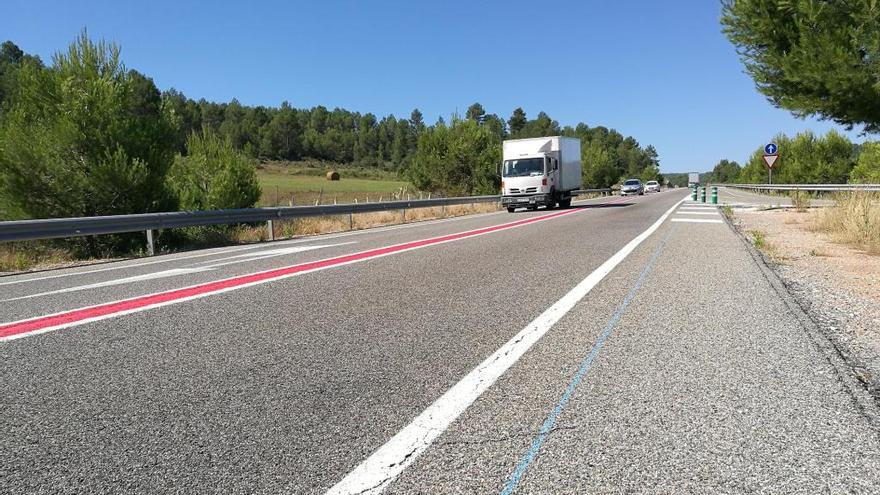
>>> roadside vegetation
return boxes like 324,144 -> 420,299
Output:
813,193 -> 880,255
703,131 -> 880,186
748,229 -> 778,259
720,205 -> 734,220
256,163 -> 409,207
702,1 -> 880,187
0,32 -> 663,272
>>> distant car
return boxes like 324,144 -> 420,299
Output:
645,180 -> 660,193
620,179 -> 644,196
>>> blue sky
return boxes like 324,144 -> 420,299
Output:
3,0 -> 869,173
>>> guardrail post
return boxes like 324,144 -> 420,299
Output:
711,186 -> 718,204
266,220 -> 275,241
400,209 -> 405,223
348,212 -> 353,230
145,229 -> 155,256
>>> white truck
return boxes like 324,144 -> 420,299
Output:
688,172 -> 700,186
501,136 -> 582,212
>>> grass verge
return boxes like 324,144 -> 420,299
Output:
721,205 -> 734,220
813,192 -> 880,255
0,242 -> 75,273
790,191 -> 811,212
748,229 -> 779,260
256,162 -> 410,207
236,202 -> 503,242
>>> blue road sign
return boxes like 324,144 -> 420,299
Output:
765,143 -> 778,155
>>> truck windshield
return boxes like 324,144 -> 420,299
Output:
503,158 -> 545,177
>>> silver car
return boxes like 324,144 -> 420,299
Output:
620,179 -> 644,196
645,180 -> 660,193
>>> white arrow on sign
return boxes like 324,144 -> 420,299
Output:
763,154 -> 778,168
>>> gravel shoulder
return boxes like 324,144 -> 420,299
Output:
732,208 -> 880,403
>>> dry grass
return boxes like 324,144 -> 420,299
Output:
813,192 -> 880,255
749,229 -> 779,259
231,202 -> 503,242
721,204 -> 734,220
790,191 -> 811,212
1,202 -> 505,274
256,165 -> 410,207
0,242 -> 75,273
809,247 -> 832,257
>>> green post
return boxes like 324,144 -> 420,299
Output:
711,186 -> 718,204
691,185 -> 697,201
700,187 -> 706,203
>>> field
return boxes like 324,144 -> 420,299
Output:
256,162 -> 411,206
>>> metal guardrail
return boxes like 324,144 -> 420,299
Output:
721,183 -> 880,192
0,189 -> 611,255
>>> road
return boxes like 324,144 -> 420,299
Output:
714,186 -> 837,208
2,190 -> 878,494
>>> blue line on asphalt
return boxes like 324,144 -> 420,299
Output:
500,227 -> 676,495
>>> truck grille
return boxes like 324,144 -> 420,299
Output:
509,187 -> 539,194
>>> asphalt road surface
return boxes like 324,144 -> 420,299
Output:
2,190 -> 878,494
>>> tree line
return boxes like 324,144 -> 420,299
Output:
0,34 -> 664,215
706,130 -> 880,185
0,32 -> 666,258
0,34 -> 260,254
163,90 -> 663,194
713,1 -> 879,186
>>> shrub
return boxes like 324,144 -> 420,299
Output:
168,128 -> 261,211
0,32 -> 178,253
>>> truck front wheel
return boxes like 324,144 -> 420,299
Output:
507,207 -> 516,213
559,198 -> 572,208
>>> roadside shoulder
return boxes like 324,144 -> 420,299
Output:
724,209 -> 880,427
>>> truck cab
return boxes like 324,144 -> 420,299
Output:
501,154 -> 558,209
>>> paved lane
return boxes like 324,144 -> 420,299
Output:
388,201 -> 880,494
5,192 -> 876,494
2,192 -> 686,494
0,194 -> 633,322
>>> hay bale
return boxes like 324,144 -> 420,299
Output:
326,170 -> 340,181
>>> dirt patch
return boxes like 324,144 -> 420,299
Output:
733,208 -> 880,397
737,209 -> 880,301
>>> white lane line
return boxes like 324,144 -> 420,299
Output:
4,243 -> 354,302
195,243 -> 355,266
324,197 -> 686,495
671,218 -> 724,224
2,268 -> 214,302
0,244 -> 269,287
675,211 -> 720,216
0,195 -> 622,287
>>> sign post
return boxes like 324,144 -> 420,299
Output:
763,143 -> 778,184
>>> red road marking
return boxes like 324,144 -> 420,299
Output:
1,203 -> 625,341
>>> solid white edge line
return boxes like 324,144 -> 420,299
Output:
0,243 -> 268,287
0,208 -> 583,342
674,211 -> 720,216
0,195 -> 621,287
324,196 -> 687,495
